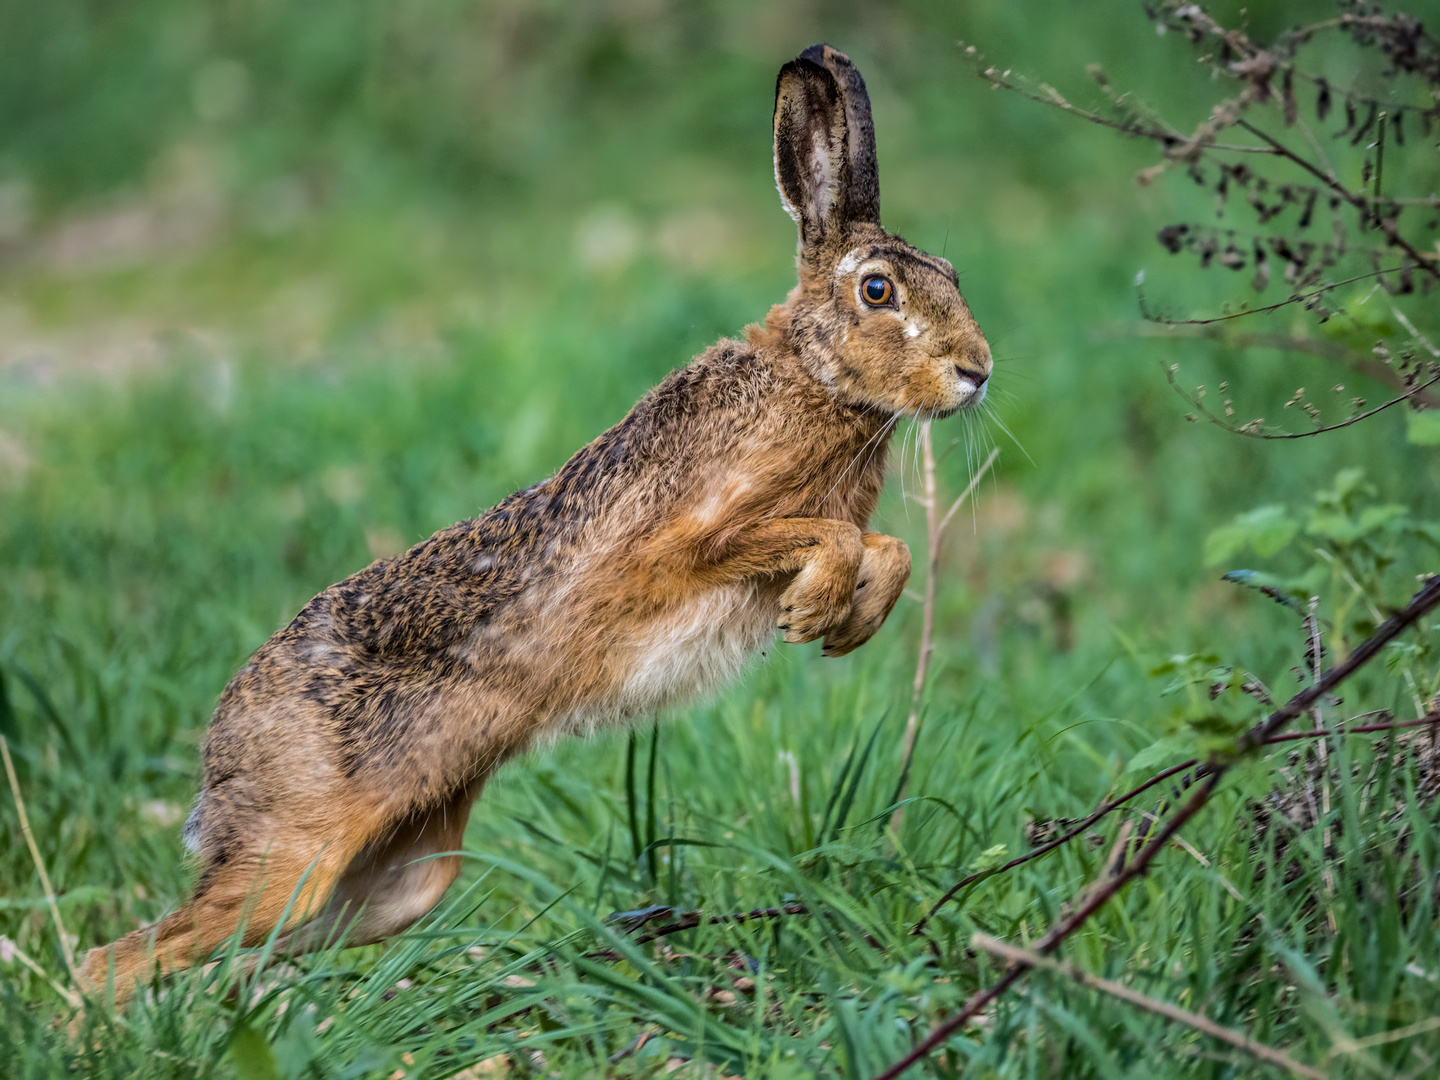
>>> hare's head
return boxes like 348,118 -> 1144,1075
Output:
774,45 -> 991,419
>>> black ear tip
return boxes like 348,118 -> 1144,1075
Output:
779,56 -> 824,78
776,55 -> 840,100
799,43 -> 854,69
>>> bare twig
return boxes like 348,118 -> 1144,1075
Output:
1138,265 -> 1419,327
914,709 -> 1440,935
873,575 -> 1440,1080
0,934 -> 81,1008
1389,301 -> 1440,359
1236,120 -> 1440,282
892,436 -> 998,836
970,934 -> 1326,1079
0,735 -> 81,991
1261,711 -> 1439,744
1124,323 -> 1440,409
911,758 -> 1198,935
632,903 -> 809,945
1165,364 -> 1440,440
1329,1014 -> 1440,1062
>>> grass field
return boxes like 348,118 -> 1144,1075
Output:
2,2 -> 1439,1076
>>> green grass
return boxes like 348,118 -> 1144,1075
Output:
3,1 -> 1440,1076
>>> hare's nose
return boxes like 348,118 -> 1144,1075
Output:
944,334 -> 991,383
955,363 -> 989,387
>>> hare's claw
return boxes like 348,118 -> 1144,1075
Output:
778,578 -> 853,645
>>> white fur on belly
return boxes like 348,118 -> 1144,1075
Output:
556,582 -> 776,738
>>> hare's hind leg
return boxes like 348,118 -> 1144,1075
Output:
275,782 -> 480,954
822,532 -> 911,657
80,824 -> 366,1007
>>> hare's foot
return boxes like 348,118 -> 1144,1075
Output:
777,526 -> 863,644
823,533 -> 911,657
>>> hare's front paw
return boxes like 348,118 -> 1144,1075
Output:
778,562 -> 857,644
822,534 -> 911,657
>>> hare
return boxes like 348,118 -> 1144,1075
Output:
81,44 -> 991,1004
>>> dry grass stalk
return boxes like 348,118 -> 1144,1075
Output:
969,934 -> 1326,1080
891,431 -> 998,835
0,734 -> 83,993
0,933 -> 80,1008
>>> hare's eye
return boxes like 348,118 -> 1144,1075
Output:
861,276 -> 893,306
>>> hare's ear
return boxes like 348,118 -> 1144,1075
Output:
798,44 -> 879,225
773,46 -> 880,251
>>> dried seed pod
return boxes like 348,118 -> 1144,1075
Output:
1351,100 -> 1378,146
1157,224 -> 1189,253
1197,232 -> 1218,269
1298,188 -> 1317,229
1250,239 -> 1271,292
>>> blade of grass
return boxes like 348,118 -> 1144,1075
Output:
645,724 -> 659,888
827,713 -> 888,846
625,730 -> 642,870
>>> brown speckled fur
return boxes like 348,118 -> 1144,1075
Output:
81,44 -> 992,1003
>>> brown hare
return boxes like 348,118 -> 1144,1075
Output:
82,43 -> 991,1004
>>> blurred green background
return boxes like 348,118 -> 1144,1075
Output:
2,1 -> 1437,1076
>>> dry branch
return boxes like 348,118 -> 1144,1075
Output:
1127,323 -> 1440,410
873,574 -> 1440,1080
911,758 -> 1198,935
1167,363 -> 1440,440
915,710 -> 1440,935
970,934 -> 1326,1079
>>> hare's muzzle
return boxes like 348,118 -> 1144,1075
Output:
954,367 -> 989,409
949,333 -> 992,411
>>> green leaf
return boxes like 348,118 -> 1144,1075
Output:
1415,521 -> 1440,548
1221,569 -> 1308,613
1357,504 -> 1408,533
1406,409 -> 1440,445
229,1019 -> 282,1080
1204,524 -> 1247,567
1124,735 -> 1192,777
1307,511 -> 1361,544
1204,505 -> 1297,565
1148,652 -> 1220,678
1188,712 -> 1247,738
973,843 -> 1009,872
1330,466 -> 1369,503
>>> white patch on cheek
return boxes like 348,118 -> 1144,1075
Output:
898,313 -> 927,339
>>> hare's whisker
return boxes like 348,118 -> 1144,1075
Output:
820,412 -> 899,509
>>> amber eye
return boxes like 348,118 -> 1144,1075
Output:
861,275 -> 893,306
